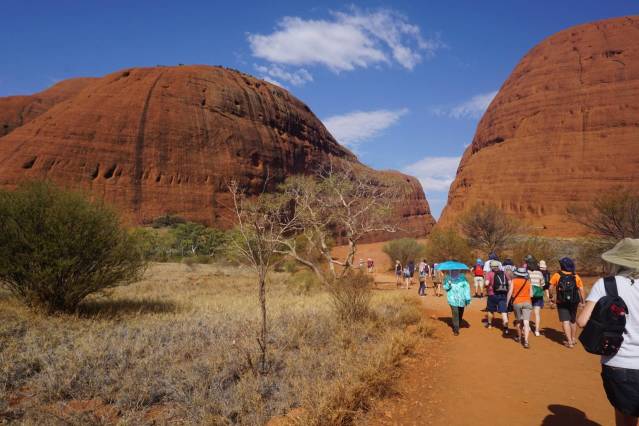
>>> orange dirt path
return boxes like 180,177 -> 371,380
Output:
337,243 -> 612,426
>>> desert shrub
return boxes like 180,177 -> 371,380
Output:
382,238 -> 426,267
509,236 -> 560,266
171,222 -> 228,257
151,214 -> 186,228
458,202 -> 520,254
130,227 -> 176,261
569,188 -> 639,239
424,227 -> 473,264
0,181 -> 146,313
574,237 -> 615,276
328,271 -> 373,322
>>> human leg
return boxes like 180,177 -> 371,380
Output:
450,306 -> 460,334
534,306 -> 541,336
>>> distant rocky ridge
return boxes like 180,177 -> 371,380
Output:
0,65 -> 435,240
438,16 -> 639,236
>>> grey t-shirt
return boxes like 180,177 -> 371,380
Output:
586,275 -> 639,369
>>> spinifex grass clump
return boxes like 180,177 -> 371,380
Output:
0,181 -> 146,313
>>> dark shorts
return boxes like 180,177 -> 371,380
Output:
602,365 -> 639,417
532,296 -> 544,308
557,303 -> 578,322
487,294 -> 508,313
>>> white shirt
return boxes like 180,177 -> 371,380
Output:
586,275 -> 639,369
529,270 -> 545,288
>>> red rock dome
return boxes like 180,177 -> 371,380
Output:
438,16 -> 639,235
0,65 -> 434,239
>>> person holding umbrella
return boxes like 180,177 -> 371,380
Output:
438,261 -> 472,336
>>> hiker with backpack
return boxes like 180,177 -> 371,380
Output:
408,260 -> 416,288
484,260 -> 511,333
540,260 -> 554,309
577,238 -> 639,425
395,260 -> 403,288
550,257 -> 585,348
526,255 -> 546,336
433,265 -> 443,297
473,259 -> 485,298
443,269 -> 472,336
403,263 -> 412,289
418,259 -> 429,296
507,267 -> 534,348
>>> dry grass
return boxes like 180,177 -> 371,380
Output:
0,263 -> 427,425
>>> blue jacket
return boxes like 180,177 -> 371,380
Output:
443,274 -> 472,308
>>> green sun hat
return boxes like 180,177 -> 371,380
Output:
601,238 -> 639,270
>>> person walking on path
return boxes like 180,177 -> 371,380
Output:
502,258 -> 516,280
550,257 -> 585,348
540,260 -> 554,309
408,260 -> 416,288
473,259 -> 485,298
577,239 -> 639,426
433,266 -> 443,297
526,256 -> 546,336
443,269 -> 472,336
418,259 -> 429,296
394,260 -> 403,288
403,263 -> 412,289
485,260 -> 511,334
367,258 -> 374,273
507,267 -> 534,348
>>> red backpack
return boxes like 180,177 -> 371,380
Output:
473,264 -> 484,277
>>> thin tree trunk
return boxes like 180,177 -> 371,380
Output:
258,270 -> 268,373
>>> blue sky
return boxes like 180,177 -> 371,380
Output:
2,1 -> 637,217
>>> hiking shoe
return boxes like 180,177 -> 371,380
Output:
453,331 -> 460,336
523,341 -> 530,349
503,329 -> 509,336
534,331 -> 540,337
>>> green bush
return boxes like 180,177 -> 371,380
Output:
424,227 -> 473,264
382,238 -> 426,268
172,222 -> 228,257
151,214 -> 186,229
0,182 -> 147,313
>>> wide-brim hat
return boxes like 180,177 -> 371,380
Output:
513,267 -> 529,278
602,238 -> 639,270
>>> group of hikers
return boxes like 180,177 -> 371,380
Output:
398,239 -> 638,425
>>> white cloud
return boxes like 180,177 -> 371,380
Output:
254,64 -> 313,86
402,156 -> 461,192
248,9 -> 443,73
433,90 -> 498,119
323,108 -> 408,150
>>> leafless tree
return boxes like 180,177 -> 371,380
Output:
569,188 -> 639,240
228,181 -> 298,373
277,161 -> 398,283
458,202 -> 520,255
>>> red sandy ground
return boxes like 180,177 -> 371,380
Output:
343,242 -> 611,426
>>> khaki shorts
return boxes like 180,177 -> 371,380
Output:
513,302 -> 532,321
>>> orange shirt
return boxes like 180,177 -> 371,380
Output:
549,271 -> 584,288
511,277 -> 532,305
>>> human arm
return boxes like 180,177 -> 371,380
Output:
577,275 -> 586,306
506,280 -> 514,301
577,279 -> 605,327
577,302 -> 596,328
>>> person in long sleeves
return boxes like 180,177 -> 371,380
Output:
443,269 -> 472,336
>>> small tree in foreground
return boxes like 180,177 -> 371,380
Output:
382,238 -> 426,267
0,182 -> 146,313
229,181 -> 298,373
458,203 -> 519,255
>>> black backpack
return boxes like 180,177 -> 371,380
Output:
493,271 -> 508,294
579,277 -> 628,356
557,272 -> 580,305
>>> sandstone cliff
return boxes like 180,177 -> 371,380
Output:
0,65 -> 434,239
0,78 -> 96,137
438,16 -> 639,236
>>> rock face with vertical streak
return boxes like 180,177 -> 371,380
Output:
0,65 -> 435,239
438,16 -> 639,235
